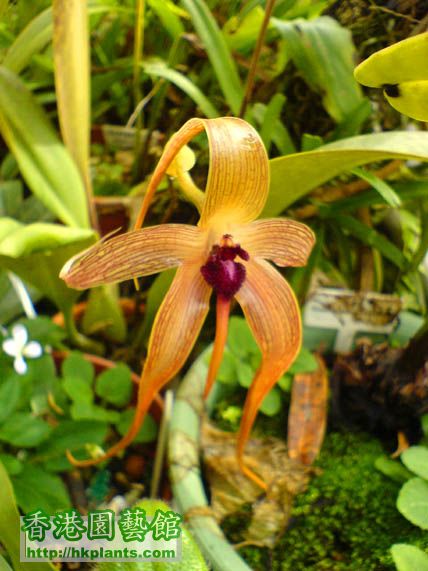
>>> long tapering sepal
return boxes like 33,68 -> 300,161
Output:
204,296 -> 231,399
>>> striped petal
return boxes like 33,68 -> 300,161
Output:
236,218 -> 315,267
60,224 -> 204,289
199,118 -> 269,228
67,261 -> 211,466
235,258 -> 302,488
133,117 -> 269,232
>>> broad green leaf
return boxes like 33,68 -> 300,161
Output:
70,401 -> 120,423
0,460 -> 55,571
260,387 -> 282,416
0,413 -> 51,447
0,222 -> 95,311
0,377 -> 21,423
374,455 -> 413,483
180,0 -> 243,114
273,17 -> 365,122
397,477 -> 428,529
0,221 -> 94,257
0,67 -> 89,228
63,376 -> 93,404
265,131 -> 428,216
401,446 -> 428,480
237,361 -> 255,388
62,351 -> 94,385
35,419 -> 109,471
95,364 -> 133,407
117,409 -> 158,443
288,347 -> 318,374
143,59 -> 220,118
351,166 -> 401,207
217,349 -> 238,384
53,0 -> 92,205
12,465 -> 71,513
227,316 -> 259,358
391,544 -> 428,571
0,454 -> 23,476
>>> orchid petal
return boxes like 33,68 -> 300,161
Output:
14,355 -> 27,375
235,259 -> 301,488
60,224 -> 204,289
199,118 -> 269,228
236,218 -> 315,267
23,341 -> 43,359
12,324 -> 28,349
2,339 -> 18,357
67,261 -> 212,467
133,117 -> 269,232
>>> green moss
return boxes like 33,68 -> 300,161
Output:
225,430 -> 428,571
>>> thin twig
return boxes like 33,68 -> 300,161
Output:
239,0 -> 276,118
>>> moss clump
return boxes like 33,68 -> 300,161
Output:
231,430 -> 428,571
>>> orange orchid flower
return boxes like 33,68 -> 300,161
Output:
60,117 -> 315,489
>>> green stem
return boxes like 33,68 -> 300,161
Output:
62,303 -> 104,355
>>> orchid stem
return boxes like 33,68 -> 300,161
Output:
239,0 -> 277,118
204,297 -> 231,399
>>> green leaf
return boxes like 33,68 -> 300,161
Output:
143,59 -> 219,118
0,460 -> 55,571
397,477 -> 428,529
0,66 -> 89,228
180,0 -> 243,114
288,347 -> 318,374
148,0 -> 185,39
63,376 -> 93,405
217,350 -> 238,384
237,361 -> 255,388
0,225 -> 95,314
266,131 -> 428,216
273,17 -> 365,122
374,455 -> 413,483
391,544 -> 428,571
0,377 -> 21,423
259,94 -> 287,154
70,401 -> 120,423
227,316 -> 259,358
260,387 -> 282,416
35,419 -> 109,471
81,285 -> 127,343
53,0 -> 92,204
351,166 -> 401,208
333,215 -> 406,269
62,351 -> 94,385
95,364 -> 133,407
0,413 -> 51,447
0,221 -> 95,257
12,465 -> 71,513
401,446 -> 428,480
3,7 -> 53,74
117,409 -> 158,443
0,454 -> 23,476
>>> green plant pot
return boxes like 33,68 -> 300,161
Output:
168,350 -> 251,571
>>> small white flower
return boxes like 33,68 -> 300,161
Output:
2,324 -> 43,375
